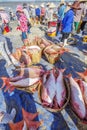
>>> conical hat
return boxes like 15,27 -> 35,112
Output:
79,0 -> 87,2
0,7 -> 5,11
49,3 -> 56,8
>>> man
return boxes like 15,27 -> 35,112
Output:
61,1 -> 80,46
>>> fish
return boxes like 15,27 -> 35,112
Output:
55,69 -> 66,107
20,51 -> 32,66
25,118 -> 43,130
42,70 -> 56,105
16,66 -> 45,78
42,38 -> 51,46
81,81 -> 87,105
0,108 -> 16,124
68,74 -> 86,119
22,108 -> 38,121
76,69 -> 87,82
9,120 -> 24,130
9,77 -> 40,87
9,54 -> 21,67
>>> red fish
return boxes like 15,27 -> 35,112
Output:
9,120 -> 24,130
25,119 -> 43,130
77,69 -> 87,82
55,69 -> 66,107
16,66 -> 45,78
22,108 -> 38,121
68,74 -> 86,119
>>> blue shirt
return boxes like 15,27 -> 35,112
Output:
35,8 -> 40,16
62,9 -> 74,33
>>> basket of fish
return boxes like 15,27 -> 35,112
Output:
1,66 -> 45,93
37,38 -> 52,52
43,45 -> 68,64
68,70 -> 87,124
38,68 -> 70,112
67,37 -> 77,45
23,45 -> 42,64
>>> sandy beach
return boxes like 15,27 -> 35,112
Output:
0,20 -> 87,130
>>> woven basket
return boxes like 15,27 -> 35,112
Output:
28,46 -> 42,64
17,81 -> 40,93
38,78 -> 70,112
43,45 -> 61,64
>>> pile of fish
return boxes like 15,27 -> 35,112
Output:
0,66 -> 45,93
66,69 -> 87,122
10,45 -> 41,67
0,108 -> 42,130
39,68 -> 69,111
43,44 -> 69,64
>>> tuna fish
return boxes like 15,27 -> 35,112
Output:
68,75 -> 86,119
55,69 -> 66,107
0,108 -> 16,124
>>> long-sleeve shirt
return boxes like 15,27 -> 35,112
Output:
62,9 -> 74,33
19,13 -> 28,32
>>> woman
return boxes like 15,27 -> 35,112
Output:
16,5 -> 28,43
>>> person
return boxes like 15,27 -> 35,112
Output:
0,7 -> 10,34
35,5 -> 40,24
16,5 -> 28,43
40,4 -> 46,24
56,2 -> 66,35
0,27 -> 12,66
45,3 -> 50,25
61,1 -> 80,47
30,5 -> 35,26
80,0 -> 87,35
74,0 -> 86,33
23,3 -> 31,33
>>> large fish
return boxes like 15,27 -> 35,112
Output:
77,69 -> 87,82
68,75 -> 86,119
1,76 -> 40,92
41,72 -> 52,105
16,66 -> 45,78
55,69 -> 66,107
0,108 -> 16,124
42,70 -> 56,105
81,81 -> 87,105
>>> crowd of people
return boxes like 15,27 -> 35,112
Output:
0,0 -> 87,46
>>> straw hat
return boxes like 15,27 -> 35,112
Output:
70,1 -> 81,9
16,5 -> 23,12
49,3 -> 56,8
46,2 -> 50,6
30,4 -> 34,8
40,4 -> 44,8
35,5 -> 38,9
0,7 -> 5,11
79,0 -> 87,2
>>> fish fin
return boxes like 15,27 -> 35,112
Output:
0,77 -> 9,89
65,73 -> 72,78
76,72 -> 85,79
9,120 -> 24,130
25,119 -> 43,129
22,108 -> 39,121
83,69 -> 87,76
